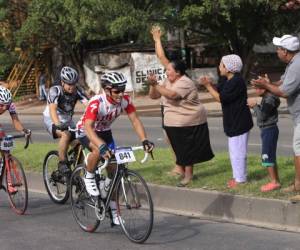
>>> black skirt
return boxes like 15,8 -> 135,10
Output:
164,123 -> 214,166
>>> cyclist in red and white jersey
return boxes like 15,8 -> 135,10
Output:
0,86 -> 31,138
0,86 -> 31,193
76,72 -> 154,225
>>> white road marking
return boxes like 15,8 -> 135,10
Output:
248,143 -> 292,148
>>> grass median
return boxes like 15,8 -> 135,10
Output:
13,141 -> 295,200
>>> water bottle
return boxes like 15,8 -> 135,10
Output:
104,177 -> 111,194
99,177 -> 111,198
98,177 -> 106,198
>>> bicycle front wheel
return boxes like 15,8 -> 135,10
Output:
43,151 -> 69,204
116,169 -> 153,243
70,165 -> 100,232
5,156 -> 28,215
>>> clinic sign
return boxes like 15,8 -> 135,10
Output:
131,53 -> 166,91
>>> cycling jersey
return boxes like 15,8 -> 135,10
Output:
7,102 -> 17,115
43,85 -> 88,124
76,93 -> 135,137
0,103 -> 17,138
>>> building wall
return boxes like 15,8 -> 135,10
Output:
83,51 -> 218,94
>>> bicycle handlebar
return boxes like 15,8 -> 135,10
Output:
131,146 -> 149,163
66,127 -> 154,162
11,133 -> 32,149
97,146 -> 151,174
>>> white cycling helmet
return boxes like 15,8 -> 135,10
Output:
100,72 -> 127,90
0,86 -> 12,104
60,66 -> 79,85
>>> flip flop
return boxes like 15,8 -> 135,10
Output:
260,182 -> 281,192
167,171 -> 184,179
177,178 -> 192,187
282,183 -> 300,193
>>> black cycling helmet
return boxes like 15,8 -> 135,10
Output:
60,66 -> 79,85
100,72 -> 127,90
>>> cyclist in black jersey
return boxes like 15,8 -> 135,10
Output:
43,66 -> 88,175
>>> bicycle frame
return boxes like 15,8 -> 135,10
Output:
0,152 -> 17,191
69,142 -> 84,168
82,146 -> 149,215
0,133 -> 31,214
0,134 -> 30,191
70,145 -> 153,242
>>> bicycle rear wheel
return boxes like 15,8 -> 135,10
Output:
43,150 -> 69,204
5,156 -> 28,215
70,165 -> 100,232
116,169 -> 153,243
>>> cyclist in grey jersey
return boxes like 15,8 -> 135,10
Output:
43,66 -> 88,175
44,84 -> 87,127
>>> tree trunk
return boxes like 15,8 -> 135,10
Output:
242,49 -> 255,81
69,46 -> 86,88
50,47 -> 64,85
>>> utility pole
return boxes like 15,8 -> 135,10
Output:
179,27 -> 186,63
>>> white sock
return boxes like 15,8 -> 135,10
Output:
109,201 -> 117,210
85,171 -> 95,179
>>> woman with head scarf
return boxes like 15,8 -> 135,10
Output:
199,54 -> 253,188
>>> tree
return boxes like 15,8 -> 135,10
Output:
13,0 -> 300,83
0,0 -> 19,80
164,0 -> 300,76
17,0 -> 167,85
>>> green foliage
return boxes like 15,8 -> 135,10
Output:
3,0 -> 299,80
179,0 -> 298,52
0,48 -> 16,80
17,0 -> 167,49
0,0 -> 16,79
168,0 -> 300,75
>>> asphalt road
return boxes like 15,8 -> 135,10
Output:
0,191 -> 300,250
0,113 -> 295,156
0,114 -> 300,249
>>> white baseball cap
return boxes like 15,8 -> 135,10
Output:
273,35 -> 300,51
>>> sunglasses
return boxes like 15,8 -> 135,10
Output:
111,89 -> 125,94
0,104 -> 8,108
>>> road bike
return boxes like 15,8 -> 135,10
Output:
0,132 -> 31,215
70,146 -> 154,244
43,134 -> 84,204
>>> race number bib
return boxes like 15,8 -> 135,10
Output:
115,147 -> 136,164
0,136 -> 14,151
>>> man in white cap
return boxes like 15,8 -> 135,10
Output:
252,34 -> 300,201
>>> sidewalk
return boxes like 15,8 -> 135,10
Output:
16,91 -> 297,233
14,89 -> 289,117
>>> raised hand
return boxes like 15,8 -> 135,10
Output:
198,76 -> 213,87
151,25 -> 162,42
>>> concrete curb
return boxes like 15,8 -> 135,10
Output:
148,184 -> 300,233
26,172 -> 300,233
